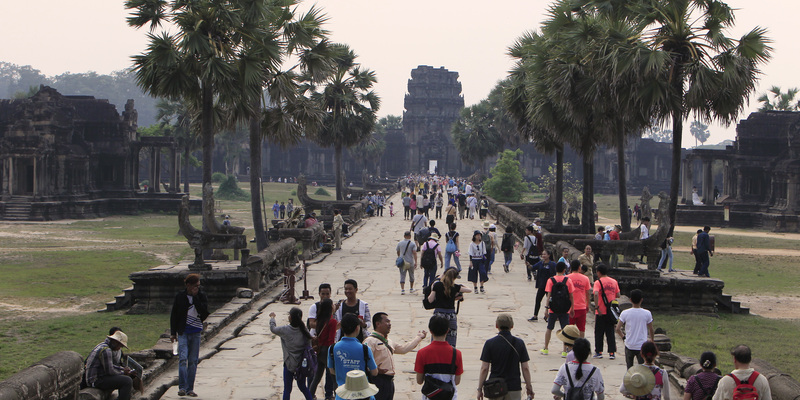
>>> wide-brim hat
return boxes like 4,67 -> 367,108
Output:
483,221 -> 491,229
107,331 -> 128,348
623,365 -> 656,396
556,325 -> 581,345
336,370 -> 379,399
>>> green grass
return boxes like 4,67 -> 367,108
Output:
655,313 -> 800,379
669,252 -> 800,296
0,312 -> 168,380
672,231 -> 800,251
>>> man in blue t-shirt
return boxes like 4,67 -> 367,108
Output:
328,313 -> 378,400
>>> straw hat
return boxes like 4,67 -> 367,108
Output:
623,365 -> 656,396
483,221 -> 491,229
335,370 -> 379,399
556,325 -> 581,345
107,331 -> 129,348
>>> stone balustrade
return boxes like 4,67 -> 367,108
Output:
0,351 -> 83,400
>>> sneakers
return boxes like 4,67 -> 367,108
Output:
409,288 -> 416,293
480,287 -> 485,293
609,352 -> 616,360
540,349 -> 549,355
187,392 -> 198,398
178,390 -> 186,396
528,316 -> 538,321
561,351 -> 568,358
504,264 -> 510,273
527,276 -> 532,281
401,289 -> 405,295
593,353 -> 603,359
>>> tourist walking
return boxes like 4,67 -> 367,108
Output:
310,299 -> 337,400
334,279 -> 372,341
620,341 -> 671,400
445,200 -> 457,226
551,338 -> 605,400
403,193 -> 412,220
541,262 -> 575,356
568,260 -> 592,338
170,273 -> 209,397
528,249 -> 555,322
712,345 -> 772,400
269,308 -> 314,400
411,209 -> 429,244
333,209 -> 344,250
468,230 -> 488,293
427,268 -> 471,347
593,264 -> 619,359
683,352 -> 721,400
364,312 -> 427,400
396,231 -> 419,295
578,245 -> 594,286
467,194 -> 478,219
435,193 -> 444,219
457,191 -> 467,220
499,225 -> 516,273
616,289 -> 654,368
696,226 -> 713,277
476,314 -> 534,400
521,226 -> 541,281
657,236 -> 675,272
692,229 -> 702,274
84,330 -> 136,400
420,235 -> 443,288
328,314 -> 378,400
444,223 -> 462,272
414,316 -> 464,400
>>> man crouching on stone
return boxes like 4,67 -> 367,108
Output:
85,330 -> 136,400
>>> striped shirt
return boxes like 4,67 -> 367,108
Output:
85,339 -> 124,387
185,295 -> 203,334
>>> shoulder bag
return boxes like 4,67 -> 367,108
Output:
421,348 -> 458,400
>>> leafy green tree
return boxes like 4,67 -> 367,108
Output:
310,44 -> 380,200
156,99 -> 199,193
690,121 -> 710,146
643,124 -> 673,143
452,81 -> 515,173
483,149 -> 527,202
757,86 -> 799,111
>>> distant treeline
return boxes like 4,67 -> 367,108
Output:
0,61 -> 158,126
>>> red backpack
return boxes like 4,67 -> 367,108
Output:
729,371 -> 760,400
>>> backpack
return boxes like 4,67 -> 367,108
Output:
421,242 -> 439,269
294,342 -> 318,379
549,277 -> 572,313
696,374 -> 721,400
445,232 -> 457,253
482,231 -> 492,250
729,371 -> 760,400
418,227 -> 431,242
565,365 -> 596,400
422,281 -> 436,310
500,233 -> 513,252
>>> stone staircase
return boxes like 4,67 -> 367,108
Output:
2,196 -> 33,220
716,293 -> 750,314
102,286 -> 136,312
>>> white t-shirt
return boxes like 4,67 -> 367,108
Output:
554,362 -> 604,400
640,224 -> 650,240
411,215 -> 428,233
619,307 -> 653,351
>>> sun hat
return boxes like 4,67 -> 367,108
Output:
489,224 -> 496,229
107,331 -> 129,348
556,325 -> 581,345
483,221 -> 491,229
623,365 -> 656,396
335,370 -> 379,399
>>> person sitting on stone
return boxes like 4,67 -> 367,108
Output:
85,330 -> 136,400
108,327 -> 143,391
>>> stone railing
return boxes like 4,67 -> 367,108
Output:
240,238 -> 299,290
268,222 -> 325,260
0,351 -> 83,400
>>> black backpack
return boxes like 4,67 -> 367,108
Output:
549,276 -> 571,313
418,227 -> 431,242
422,281 -> 436,310
500,233 -> 513,252
421,242 -> 439,269
565,365 -> 596,400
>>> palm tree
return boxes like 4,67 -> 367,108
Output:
126,0 -> 250,225
758,86 -> 800,111
576,0 -> 772,234
309,44 -> 380,200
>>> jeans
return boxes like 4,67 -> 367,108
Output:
178,332 -> 201,392
533,286 -> 547,317
94,374 -> 133,400
283,364 -> 312,400
435,206 -> 442,219
423,267 -> 437,288
503,251 -> 513,267
657,245 -> 673,271
486,249 -> 495,273
444,250 -> 461,271
698,251 -> 711,277
310,345 -> 335,399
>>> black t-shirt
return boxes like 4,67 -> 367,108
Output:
479,331 -> 530,391
341,301 -> 359,317
431,281 -> 462,310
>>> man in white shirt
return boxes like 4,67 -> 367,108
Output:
410,209 -> 428,244
712,345 -> 772,400
639,217 -> 651,240
615,289 -> 653,368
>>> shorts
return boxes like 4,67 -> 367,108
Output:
546,312 -> 570,331
569,309 -> 587,332
399,266 -> 415,283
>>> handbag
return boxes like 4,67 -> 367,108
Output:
482,377 -> 508,398
598,279 -> 620,323
397,241 -> 412,268
421,348 -> 457,400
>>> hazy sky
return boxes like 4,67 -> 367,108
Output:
1,0 -> 797,145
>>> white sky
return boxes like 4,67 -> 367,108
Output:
1,0 -> 797,146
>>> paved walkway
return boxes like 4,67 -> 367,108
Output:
158,192 -> 666,400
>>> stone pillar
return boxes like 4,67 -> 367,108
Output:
2,157 -> 11,196
787,174 -> 798,213
702,159 -> 713,205
170,147 -> 178,193
133,146 -> 140,191
149,147 -> 156,192
681,158 -> 693,203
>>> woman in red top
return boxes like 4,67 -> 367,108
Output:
310,299 -> 337,399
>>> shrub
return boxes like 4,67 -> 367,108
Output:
483,149 -> 527,202
216,176 -> 249,200
314,187 -> 331,196
212,172 -> 227,183
291,190 -> 297,196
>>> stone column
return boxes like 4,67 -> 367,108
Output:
155,147 -> 162,193
2,157 -> 11,196
681,158 -> 693,203
787,174 -> 798,213
149,147 -> 156,192
170,147 -> 178,193
702,159 -> 713,205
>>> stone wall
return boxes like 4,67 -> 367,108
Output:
0,351 -> 83,400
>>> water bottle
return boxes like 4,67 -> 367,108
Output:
172,341 -> 178,356
301,358 -> 307,368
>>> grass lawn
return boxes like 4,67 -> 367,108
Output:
655,313 -> 800,379
670,252 -> 799,296
0,312 -> 168,380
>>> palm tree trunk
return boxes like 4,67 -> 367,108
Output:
554,148 -> 564,233
668,110 -> 683,237
582,155 -> 594,234
183,142 -> 190,193
250,100 -> 268,251
616,131 -> 630,231
201,82 -> 214,228
334,144 -> 343,200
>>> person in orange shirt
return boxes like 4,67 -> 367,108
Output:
592,264 -> 620,359
568,260 -> 592,341
541,262 -> 575,356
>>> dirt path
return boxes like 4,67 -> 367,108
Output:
735,295 -> 800,319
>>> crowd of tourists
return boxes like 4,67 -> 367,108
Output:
82,178 -> 769,400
